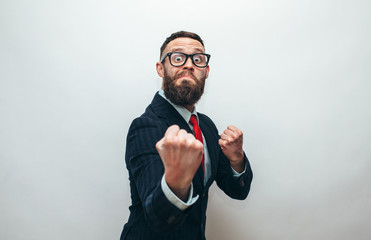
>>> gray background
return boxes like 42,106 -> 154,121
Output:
1,0 -> 370,239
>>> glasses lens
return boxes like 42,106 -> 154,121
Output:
170,53 -> 187,66
192,54 -> 208,67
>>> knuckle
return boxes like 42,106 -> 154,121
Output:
177,137 -> 187,147
163,137 -> 171,145
185,138 -> 194,147
164,136 -> 177,146
179,129 -> 187,135
197,142 -> 204,151
171,124 -> 180,130
187,132 -> 195,139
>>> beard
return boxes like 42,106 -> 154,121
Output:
163,69 -> 206,107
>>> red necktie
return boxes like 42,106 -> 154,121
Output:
189,114 -> 205,177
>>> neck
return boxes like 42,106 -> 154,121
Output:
184,105 -> 194,113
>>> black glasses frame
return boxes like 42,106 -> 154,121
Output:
160,52 -> 211,68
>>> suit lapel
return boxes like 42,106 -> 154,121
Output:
199,115 -> 219,189
150,92 -> 191,133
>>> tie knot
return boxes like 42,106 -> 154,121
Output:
189,114 -> 198,125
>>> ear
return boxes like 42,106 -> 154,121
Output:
205,65 -> 210,79
156,62 -> 164,78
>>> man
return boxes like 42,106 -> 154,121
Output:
120,31 -> 253,240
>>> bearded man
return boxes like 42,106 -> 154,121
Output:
120,31 -> 253,240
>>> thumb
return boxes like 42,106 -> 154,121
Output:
218,139 -> 225,149
156,138 -> 164,152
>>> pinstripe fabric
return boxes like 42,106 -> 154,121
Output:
120,92 -> 253,240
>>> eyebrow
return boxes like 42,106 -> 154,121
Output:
171,47 -> 204,53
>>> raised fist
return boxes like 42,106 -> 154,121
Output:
219,125 -> 245,173
156,125 -> 203,200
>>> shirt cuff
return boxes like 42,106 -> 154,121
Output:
231,162 -> 247,177
161,175 -> 199,211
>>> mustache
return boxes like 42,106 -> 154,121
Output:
176,71 -> 197,80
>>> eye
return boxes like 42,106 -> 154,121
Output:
194,57 -> 201,63
174,56 -> 183,62
193,54 -> 205,64
172,53 -> 185,63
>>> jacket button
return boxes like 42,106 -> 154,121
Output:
240,180 -> 245,187
167,215 -> 176,224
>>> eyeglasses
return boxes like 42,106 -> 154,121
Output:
160,52 -> 211,68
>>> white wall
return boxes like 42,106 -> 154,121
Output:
1,0 -> 370,239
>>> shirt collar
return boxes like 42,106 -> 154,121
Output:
158,89 -> 198,123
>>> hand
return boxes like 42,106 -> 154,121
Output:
219,125 -> 245,173
156,125 -> 204,201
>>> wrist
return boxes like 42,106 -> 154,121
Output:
164,173 -> 192,201
229,154 -> 245,173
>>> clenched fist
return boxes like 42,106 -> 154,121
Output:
219,125 -> 245,173
156,125 -> 204,201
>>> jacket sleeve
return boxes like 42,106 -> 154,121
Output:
125,117 -> 193,233
215,151 -> 253,200
199,113 -> 253,200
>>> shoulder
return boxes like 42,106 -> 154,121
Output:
128,98 -> 164,132
128,107 -> 166,139
197,112 -> 218,130
126,106 -> 168,156
197,112 -> 212,123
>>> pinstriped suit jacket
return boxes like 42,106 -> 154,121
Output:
120,92 -> 253,240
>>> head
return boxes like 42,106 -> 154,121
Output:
156,31 -> 210,110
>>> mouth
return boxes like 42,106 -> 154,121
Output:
175,77 -> 197,87
177,71 -> 197,81
173,71 -> 198,86
178,76 -> 195,81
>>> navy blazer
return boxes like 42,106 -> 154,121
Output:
120,92 -> 253,240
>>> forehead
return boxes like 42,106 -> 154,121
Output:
165,37 -> 205,53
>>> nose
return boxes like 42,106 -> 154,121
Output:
182,56 -> 194,70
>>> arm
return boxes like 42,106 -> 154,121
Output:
126,118 -> 201,232
156,125 -> 203,201
215,151 -> 253,200
217,125 -> 253,199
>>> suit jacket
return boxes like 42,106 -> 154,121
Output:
120,92 -> 253,240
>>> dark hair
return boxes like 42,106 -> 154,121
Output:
160,31 -> 204,59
